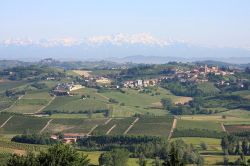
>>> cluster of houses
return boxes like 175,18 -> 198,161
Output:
122,65 -> 236,89
123,79 -> 159,88
52,82 -> 83,96
170,65 -> 235,83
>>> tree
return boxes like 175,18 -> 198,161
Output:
7,153 -> 38,166
200,142 -> 207,150
110,149 -> 129,166
99,153 -> 112,166
242,139 -> 248,155
152,157 -> 162,166
223,156 -> 229,166
99,149 -> 129,166
138,153 -> 147,166
163,141 -> 185,166
235,141 -> 241,155
7,144 -> 89,166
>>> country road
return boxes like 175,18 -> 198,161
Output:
40,119 -> 53,133
123,117 -> 139,135
0,116 -> 13,128
168,118 -> 177,140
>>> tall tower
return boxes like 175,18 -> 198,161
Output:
205,64 -> 208,73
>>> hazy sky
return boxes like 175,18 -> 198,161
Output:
1,0 -> 250,48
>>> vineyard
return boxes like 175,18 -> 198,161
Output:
42,96 -> 108,114
94,117 -> 136,135
224,124 -> 250,133
44,118 -> 107,134
127,116 -> 174,137
0,115 -> 48,134
0,113 -> 11,126
176,119 -> 222,131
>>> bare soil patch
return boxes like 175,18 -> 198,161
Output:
225,125 -> 250,133
73,70 -> 92,77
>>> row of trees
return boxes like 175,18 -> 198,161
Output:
98,139 -> 204,166
6,144 -> 89,166
11,133 -> 59,145
7,138 -> 204,166
161,98 -> 218,115
221,135 -> 250,156
77,135 -> 203,165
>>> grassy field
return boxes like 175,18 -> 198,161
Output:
0,115 -> 48,134
97,87 -> 189,116
172,137 -> 222,152
42,87 -> 184,116
78,150 -> 154,166
217,109 -> 250,119
128,116 -> 173,137
203,155 -> 250,165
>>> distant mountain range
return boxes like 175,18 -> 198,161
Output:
1,34 -> 250,64
1,58 -> 250,70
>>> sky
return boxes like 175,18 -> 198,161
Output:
0,0 -> 250,48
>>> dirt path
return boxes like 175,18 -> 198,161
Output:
88,125 -> 98,135
35,96 -> 55,114
123,117 -> 139,135
168,118 -> 177,140
106,125 -> 116,135
0,95 -> 24,112
221,123 -> 227,132
40,119 -> 53,133
0,116 -> 13,128
104,118 -> 112,125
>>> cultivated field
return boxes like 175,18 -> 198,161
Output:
128,116 -> 174,137
94,117 -> 136,135
72,70 -> 92,77
224,124 -> 250,133
43,96 -> 108,114
176,119 -> 222,131
44,118 -> 107,134
0,115 -> 49,134
0,81 -> 27,93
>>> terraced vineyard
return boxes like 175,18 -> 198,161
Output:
127,116 -> 174,137
44,118 -> 107,134
0,113 -> 12,126
94,117 -> 136,135
6,90 -> 53,114
0,95 -> 15,111
0,115 -> 49,134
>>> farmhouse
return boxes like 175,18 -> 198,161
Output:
52,82 -> 83,96
50,133 -> 88,144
